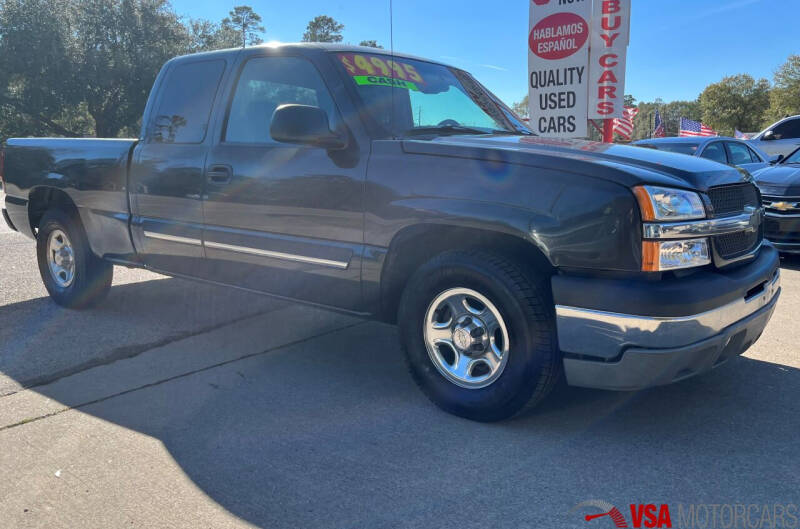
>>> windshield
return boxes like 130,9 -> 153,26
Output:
334,52 -> 524,137
640,142 -> 699,155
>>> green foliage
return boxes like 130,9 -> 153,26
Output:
699,74 -> 770,136
512,94 -> 529,119
221,5 -> 264,48
302,15 -> 344,43
358,40 -> 382,49
765,55 -> 800,124
188,18 -> 240,52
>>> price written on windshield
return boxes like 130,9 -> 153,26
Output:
337,53 -> 425,84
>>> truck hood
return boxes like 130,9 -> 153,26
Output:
402,135 -> 750,192
752,163 -> 800,196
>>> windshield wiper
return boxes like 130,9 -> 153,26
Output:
402,125 -> 520,137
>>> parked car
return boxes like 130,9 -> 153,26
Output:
1,43 -> 781,422
751,146 -> 800,254
750,115 -> 800,158
634,137 -> 772,173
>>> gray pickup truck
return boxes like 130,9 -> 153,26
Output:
1,44 -> 781,421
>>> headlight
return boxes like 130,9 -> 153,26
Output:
633,186 -> 706,221
643,239 -> 711,271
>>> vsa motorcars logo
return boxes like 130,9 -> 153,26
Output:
571,500 -> 673,528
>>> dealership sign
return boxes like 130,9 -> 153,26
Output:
528,0 -> 631,138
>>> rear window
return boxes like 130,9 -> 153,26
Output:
150,60 -> 226,144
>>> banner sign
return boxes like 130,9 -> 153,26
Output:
528,0 -> 631,137
588,0 -> 631,119
527,0 -> 592,138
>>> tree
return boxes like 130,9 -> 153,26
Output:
699,74 -> 770,136
72,0 -> 190,137
0,0 -> 87,139
359,40 -> 382,49
765,55 -> 800,124
302,15 -> 344,43
188,19 -> 240,52
221,5 -> 264,48
512,94 -> 529,119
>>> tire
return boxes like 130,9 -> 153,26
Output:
36,208 -> 113,309
398,250 -> 560,422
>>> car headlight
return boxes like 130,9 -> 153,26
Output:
643,239 -> 711,271
633,186 -> 706,221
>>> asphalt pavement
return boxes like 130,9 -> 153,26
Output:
1,192 -> 798,528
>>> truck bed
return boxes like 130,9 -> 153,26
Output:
2,138 -> 138,258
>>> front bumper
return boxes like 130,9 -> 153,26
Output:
554,245 -> 781,391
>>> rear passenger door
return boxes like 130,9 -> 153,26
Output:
129,57 -> 230,274
699,141 -> 728,165
201,50 -> 369,310
724,141 -> 768,173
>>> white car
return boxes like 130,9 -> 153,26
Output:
750,115 -> 800,158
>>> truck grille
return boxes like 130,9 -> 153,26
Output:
762,195 -> 800,215
706,184 -> 762,261
715,225 -> 762,259
707,183 -> 760,216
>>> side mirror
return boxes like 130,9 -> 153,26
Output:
763,130 -> 776,141
770,154 -> 784,164
270,104 -> 347,150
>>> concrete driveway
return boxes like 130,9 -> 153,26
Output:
1,194 -> 799,528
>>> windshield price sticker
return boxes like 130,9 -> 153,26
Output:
528,0 -> 592,138
353,76 -> 420,91
338,53 -> 425,85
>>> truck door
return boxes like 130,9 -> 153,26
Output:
201,51 -> 369,310
129,58 -> 229,275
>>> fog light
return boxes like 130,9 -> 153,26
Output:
643,239 -> 710,271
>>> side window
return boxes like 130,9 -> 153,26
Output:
727,142 -> 755,165
151,60 -> 226,144
225,57 -> 338,144
700,142 -> 727,164
747,146 -> 764,162
772,118 -> 800,140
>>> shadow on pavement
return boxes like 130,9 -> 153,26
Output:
18,316 -> 800,528
0,277 -> 284,393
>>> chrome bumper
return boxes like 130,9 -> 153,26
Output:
556,268 -> 781,360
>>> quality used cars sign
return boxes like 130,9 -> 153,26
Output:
528,0 -> 592,138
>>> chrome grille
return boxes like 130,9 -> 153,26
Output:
707,184 -> 760,217
762,195 -> 800,215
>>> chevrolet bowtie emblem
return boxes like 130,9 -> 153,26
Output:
771,201 -> 797,212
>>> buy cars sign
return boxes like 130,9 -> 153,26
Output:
528,0 -> 631,137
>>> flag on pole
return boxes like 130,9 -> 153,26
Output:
613,106 -> 639,140
734,129 -> 750,140
680,117 -> 717,137
653,110 -> 665,138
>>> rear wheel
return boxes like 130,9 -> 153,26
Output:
36,208 -> 113,309
398,250 -> 560,422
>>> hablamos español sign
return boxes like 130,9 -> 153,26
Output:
528,0 -> 631,138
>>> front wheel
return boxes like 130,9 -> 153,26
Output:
36,208 -> 113,309
398,250 -> 560,422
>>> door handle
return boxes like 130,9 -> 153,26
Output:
207,165 -> 233,184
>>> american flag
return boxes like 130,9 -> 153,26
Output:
680,117 -> 717,137
653,110 -> 665,138
734,129 -> 751,140
613,107 -> 638,140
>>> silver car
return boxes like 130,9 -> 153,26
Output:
634,136 -> 772,173
749,115 -> 800,158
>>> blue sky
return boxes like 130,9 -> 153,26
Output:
169,0 -> 800,107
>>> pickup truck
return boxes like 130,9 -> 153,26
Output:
1,43 -> 781,421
